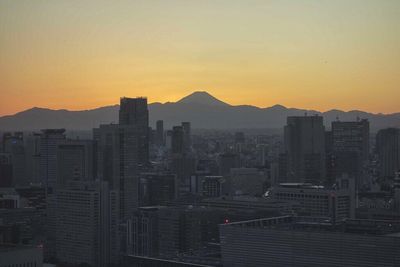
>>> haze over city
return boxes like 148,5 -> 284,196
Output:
1,1 -> 400,267
1,0 -> 400,116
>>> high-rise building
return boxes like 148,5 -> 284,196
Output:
3,132 -> 26,187
40,129 -> 66,189
282,115 -> 325,184
331,119 -> 370,187
119,97 -> 149,165
56,181 -> 119,267
56,139 -> 95,185
0,153 -> 13,188
181,122 -> 191,151
39,129 -> 66,259
171,126 -> 184,154
24,133 -> 41,185
376,128 -> 400,178
156,120 -> 164,146
119,97 -> 148,128
95,124 -> 141,219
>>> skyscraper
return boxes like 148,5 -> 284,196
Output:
376,128 -> 400,178
156,120 -> 164,146
39,129 -> 66,259
181,122 -> 191,151
94,97 -> 150,219
56,181 -> 119,267
56,139 -> 95,185
171,126 -> 184,154
283,115 -> 325,184
119,97 -> 148,127
119,97 -> 149,166
331,119 -> 369,187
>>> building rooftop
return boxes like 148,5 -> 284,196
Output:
222,215 -> 400,236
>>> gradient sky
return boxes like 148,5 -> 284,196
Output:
1,0 -> 399,116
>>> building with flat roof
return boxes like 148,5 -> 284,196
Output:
267,178 -> 355,221
0,244 -> 43,267
220,216 -> 400,267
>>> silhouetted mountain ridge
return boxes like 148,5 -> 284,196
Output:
0,92 -> 399,131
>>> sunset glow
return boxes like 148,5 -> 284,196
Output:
1,0 -> 399,115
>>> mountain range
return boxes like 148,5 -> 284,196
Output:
0,91 -> 399,131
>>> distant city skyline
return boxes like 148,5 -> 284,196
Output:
1,1 -> 400,115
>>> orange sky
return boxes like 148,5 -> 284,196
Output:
1,0 -> 399,116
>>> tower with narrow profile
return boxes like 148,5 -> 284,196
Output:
283,115 -> 326,184
95,97 -> 150,219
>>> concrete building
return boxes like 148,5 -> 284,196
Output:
156,120 -> 164,146
267,177 -> 355,220
282,116 -> 325,184
0,153 -> 12,188
139,173 -> 177,206
0,244 -> 43,267
201,176 -> 226,197
181,122 -> 191,152
220,216 -> 400,267
228,168 -> 267,196
56,181 -> 119,267
330,119 -> 370,187
56,139 -> 95,185
39,129 -> 66,259
3,132 -> 26,187
95,124 -> 144,219
376,128 -> 400,178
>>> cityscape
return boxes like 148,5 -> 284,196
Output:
1,93 -> 400,266
1,1 -> 400,267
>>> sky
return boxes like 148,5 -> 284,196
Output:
0,0 -> 399,116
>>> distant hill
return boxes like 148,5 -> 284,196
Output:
0,91 -> 399,131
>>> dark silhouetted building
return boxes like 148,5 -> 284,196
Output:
220,216 -> 400,267
376,128 -> 400,178
156,120 -> 164,146
282,116 -> 325,184
331,119 -> 369,187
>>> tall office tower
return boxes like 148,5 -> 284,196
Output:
171,126 -> 184,154
120,97 -> 149,165
283,115 -> 326,184
331,119 -> 369,187
181,122 -> 191,151
24,133 -> 41,185
95,124 -> 144,219
56,139 -> 94,185
56,181 -> 119,267
332,119 -> 370,160
0,153 -> 13,187
3,132 -> 27,187
119,97 -> 148,127
39,129 -> 66,259
156,120 -> 164,146
376,128 -> 400,178
40,129 -> 66,189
